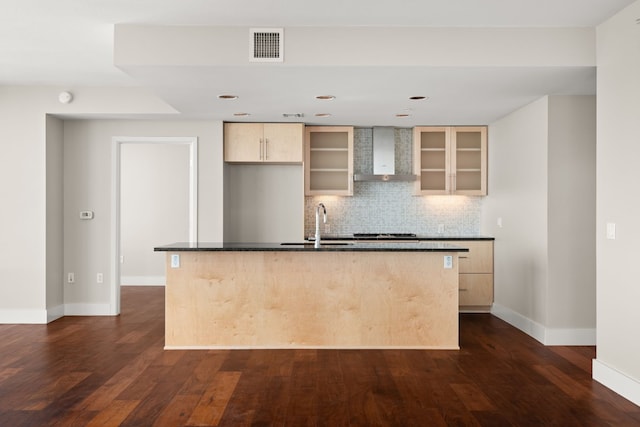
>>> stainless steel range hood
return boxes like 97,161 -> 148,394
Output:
353,127 -> 417,182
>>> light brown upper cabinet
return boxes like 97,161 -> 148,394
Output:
305,126 -> 354,196
224,123 -> 304,163
413,126 -> 487,195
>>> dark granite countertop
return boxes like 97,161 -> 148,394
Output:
305,235 -> 494,241
154,241 -> 469,252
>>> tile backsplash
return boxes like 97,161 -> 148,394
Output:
304,128 -> 483,237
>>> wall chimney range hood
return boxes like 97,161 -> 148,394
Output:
353,127 -> 417,182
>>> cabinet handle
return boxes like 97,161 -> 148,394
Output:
265,138 -> 269,160
459,289 -> 468,292
259,138 -> 264,160
459,256 -> 469,259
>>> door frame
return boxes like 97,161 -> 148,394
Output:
110,136 -> 198,315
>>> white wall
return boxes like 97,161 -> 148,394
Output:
224,165 -> 304,242
593,0 -> 640,406
483,97 -> 550,331
63,120 -> 224,312
547,96 -> 596,330
483,95 -> 597,345
0,86 -> 179,323
121,143 -> 190,284
45,115 -> 64,321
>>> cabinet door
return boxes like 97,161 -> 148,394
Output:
459,274 -> 494,306
263,123 -> 304,163
224,123 -> 263,162
451,127 -> 487,195
458,240 -> 493,274
305,126 -> 354,196
413,127 -> 451,195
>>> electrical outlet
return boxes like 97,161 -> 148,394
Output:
96,273 -> 103,283
325,223 -> 331,234
171,254 -> 180,268
437,224 -> 445,234
67,272 -> 75,283
443,256 -> 453,269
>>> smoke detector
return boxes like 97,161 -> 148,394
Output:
250,28 -> 284,62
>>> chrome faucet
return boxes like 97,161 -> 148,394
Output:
314,203 -> 327,248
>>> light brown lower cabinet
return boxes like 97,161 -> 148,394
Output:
447,240 -> 494,311
458,274 -> 493,307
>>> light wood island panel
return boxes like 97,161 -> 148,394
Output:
165,250 -> 459,349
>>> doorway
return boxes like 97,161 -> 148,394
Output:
111,137 -> 198,315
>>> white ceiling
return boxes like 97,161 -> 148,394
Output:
1,0 -> 635,125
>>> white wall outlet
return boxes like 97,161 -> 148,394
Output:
171,254 -> 180,268
67,272 -> 75,283
444,255 -> 453,269
437,224 -> 445,234
325,223 -> 331,234
606,222 -> 616,240
96,273 -> 103,283
497,217 -> 503,228
120,255 -> 124,264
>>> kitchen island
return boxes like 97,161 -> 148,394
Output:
155,242 -> 468,350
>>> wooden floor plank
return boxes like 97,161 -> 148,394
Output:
187,371 -> 241,426
0,287 -> 637,426
85,400 -> 140,427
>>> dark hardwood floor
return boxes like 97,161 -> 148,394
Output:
0,286 -> 638,426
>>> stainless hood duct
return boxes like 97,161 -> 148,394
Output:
353,127 -> 417,182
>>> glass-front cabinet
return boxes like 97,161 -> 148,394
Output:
413,126 -> 487,196
305,126 -> 354,196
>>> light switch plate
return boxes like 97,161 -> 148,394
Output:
606,223 -> 616,240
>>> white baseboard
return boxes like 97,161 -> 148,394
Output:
491,303 -> 596,346
593,359 -> 640,406
47,304 -> 65,323
121,276 -> 166,286
64,303 -> 113,316
544,327 -> 596,346
0,308 -> 48,324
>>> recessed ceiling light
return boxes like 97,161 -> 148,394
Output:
316,95 -> 335,100
409,96 -> 428,100
218,94 -> 238,100
315,113 -> 331,117
233,112 -> 250,117
283,113 -> 304,118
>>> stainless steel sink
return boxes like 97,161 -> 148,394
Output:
280,242 -> 352,246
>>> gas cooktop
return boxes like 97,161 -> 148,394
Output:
352,233 -> 418,240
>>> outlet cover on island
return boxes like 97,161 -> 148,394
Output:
443,255 -> 453,269
438,224 -> 444,234
171,254 -> 180,268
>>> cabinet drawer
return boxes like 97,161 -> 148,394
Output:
459,274 -> 493,306
457,241 -> 493,274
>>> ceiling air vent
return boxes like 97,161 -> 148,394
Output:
250,28 -> 284,62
